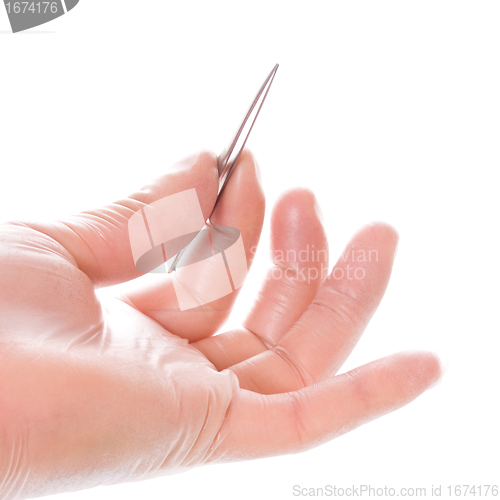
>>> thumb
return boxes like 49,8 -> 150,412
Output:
20,151 -> 219,287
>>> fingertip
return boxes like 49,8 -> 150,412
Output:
417,350 -> 444,389
271,188 -> 324,233
274,187 -> 317,212
356,221 -> 399,248
229,149 -> 260,186
210,149 -> 265,227
313,196 -> 325,225
136,150 -> 219,220
196,149 -> 219,175
245,149 -> 263,186
270,188 -> 328,268
233,149 -> 263,188
338,221 -> 399,275
394,350 -> 443,391
237,148 -> 258,168
166,149 -> 218,174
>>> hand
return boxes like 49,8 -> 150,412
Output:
0,151 -> 440,499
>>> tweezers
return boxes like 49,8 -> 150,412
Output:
167,63 -> 279,273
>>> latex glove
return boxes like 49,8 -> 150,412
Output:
0,151 -> 440,499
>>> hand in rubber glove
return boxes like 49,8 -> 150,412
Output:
0,151 -> 441,499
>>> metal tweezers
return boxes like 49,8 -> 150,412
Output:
167,63 -> 279,273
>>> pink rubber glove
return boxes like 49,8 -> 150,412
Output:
0,151 -> 440,499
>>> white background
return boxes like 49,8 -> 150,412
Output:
1,1 -> 499,499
